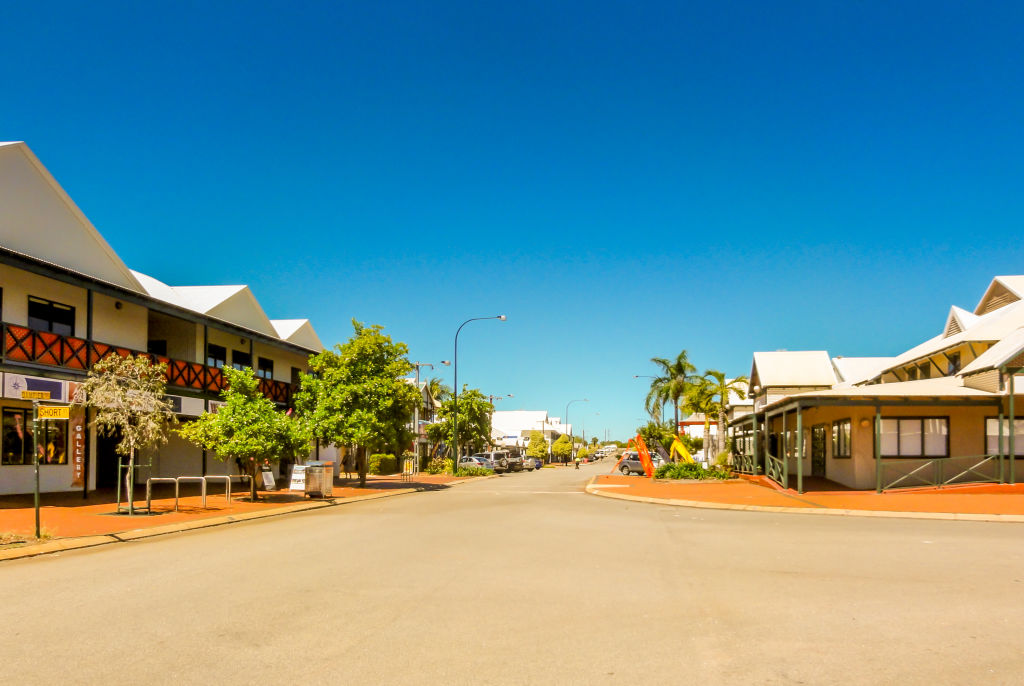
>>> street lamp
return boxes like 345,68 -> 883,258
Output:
453,315 -> 506,469
564,398 -> 588,463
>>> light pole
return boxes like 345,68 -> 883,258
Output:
633,374 -> 667,424
453,315 -> 506,469
564,398 -> 588,463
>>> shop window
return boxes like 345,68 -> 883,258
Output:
880,417 -> 948,457
831,419 -> 851,458
37,420 -> 68,464
207,344 -> 226,368
232,350 -> 252,370
256,357 -> 274,379
985,418 -> 1024,456
2,409 -> 31,465
27,296 -> 75,336
147,339 -> 167,356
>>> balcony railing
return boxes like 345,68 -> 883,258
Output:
2,323 -> 292,405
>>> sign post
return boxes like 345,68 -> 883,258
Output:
27,393 -> 70,540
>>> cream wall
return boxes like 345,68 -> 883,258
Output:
252,341 -> 311,383
147,312 -> 197,361
91,292 -> 147,349
0,263 -> 88,335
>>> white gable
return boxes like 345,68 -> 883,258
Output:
0,142 -> 142,291
271,319 -> 323,351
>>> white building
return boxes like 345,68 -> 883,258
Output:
0,141 -> 328,494
490,410 -> 570,458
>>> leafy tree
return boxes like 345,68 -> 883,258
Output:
703,370 -> 749,456
72,354 -> 177,515
589,436 -> 598,447
293,320 -> 419,487
576,445 -> 589,461
551,434 -> 572,462
180,366 -> 310,501
426,387 -> 493,463
645,351 -> 697,432
526,430 -> 548,462
636,420 -> 674,455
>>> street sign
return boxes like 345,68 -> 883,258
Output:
38,406 -> 70,420
21,390 -> 50,400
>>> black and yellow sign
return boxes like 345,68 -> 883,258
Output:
38,406 -> 70,420
21,390 -> 51,400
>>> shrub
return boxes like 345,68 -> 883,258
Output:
425,455 -> 452,475
368,453 -> 398,475
655,462 -> 732,480
454,466 -> 493,477
714,450 -> 731,467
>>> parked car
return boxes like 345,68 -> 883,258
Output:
525,457 -> 542,471
461,455 -> 494,471
618,451 -> 647,476
478,450 -> 522,473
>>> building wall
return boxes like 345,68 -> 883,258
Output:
0,263 -> 88,335
147,311 -> 197,361
91,292 -> 147,349
252,341 -> 310,383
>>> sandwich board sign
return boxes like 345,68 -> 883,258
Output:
289,465 -> 306,492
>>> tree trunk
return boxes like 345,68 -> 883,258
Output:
703,419 -> 711,465
358,445 -> 367,488
718,407 -> 728,459
127,446 -> 135,516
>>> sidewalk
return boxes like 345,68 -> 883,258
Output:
586,473 -> 1024,521
0,473 -> 474,557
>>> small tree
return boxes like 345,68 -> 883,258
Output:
179,366 -> 309,501
526,430 -> 547,463
72,354 -> 177,515
590,436 -> 598,447
551,434 -> 572,462
426,387 -> 494,466
576,445 -> 589,462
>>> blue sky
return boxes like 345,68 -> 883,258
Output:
3,1 -> 1024,440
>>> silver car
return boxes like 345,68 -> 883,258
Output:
460,455 -> 494,471
618,451 -> 647,476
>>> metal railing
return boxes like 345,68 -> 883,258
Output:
732,452 -> 755,474
765,453 -> 786,487
880,454 -> 1002,491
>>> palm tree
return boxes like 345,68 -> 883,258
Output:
684,377 -> 716,461
645,351 -> 697,434
425,377 -> 451,403
703,370 -> 749,456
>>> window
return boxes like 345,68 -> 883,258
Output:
985,418 -> 1024,456
257,357 -> 274,379
207,344 -> 226,368
918,363 -> 931,380
232,350 -> 252,370
880,417 -> 948,457
947,352 -> 961,375
2,409 -> 31,465
27,296 -> 75,336
147,339 -> 167,356
831,419 -> 851,458
37,420 -> 67,464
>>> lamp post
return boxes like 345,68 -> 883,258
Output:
453,315 -> 506,470
564,398 -> 588,463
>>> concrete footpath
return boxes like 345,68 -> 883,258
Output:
587,473 -> 1024,522
0,473 -> 485,561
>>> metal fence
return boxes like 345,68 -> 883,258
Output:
880,454 -> 1002,491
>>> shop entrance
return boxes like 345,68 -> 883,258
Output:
811,424 -> 827,477
95,429 -> 123,489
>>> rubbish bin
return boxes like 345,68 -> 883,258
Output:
304,464 -> 327,498
305,460 -> 334,498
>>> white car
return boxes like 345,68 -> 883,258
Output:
459,455 -> 494,471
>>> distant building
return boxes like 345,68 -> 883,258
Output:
490,410 -> 570,460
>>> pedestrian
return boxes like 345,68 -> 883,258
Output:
343,450 -> 355,480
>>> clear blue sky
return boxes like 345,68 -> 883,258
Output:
3,1 -> 1024,440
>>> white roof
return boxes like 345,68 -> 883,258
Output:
959,327 -> 1024,376
271,319 -> 324,350
750,351 -> 837,388
0,142 -> 143,292
761,376 -> 997,411
832,357 -> 897,386
975,276 -> 1024,314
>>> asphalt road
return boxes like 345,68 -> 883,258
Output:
2,461 -> 1023,685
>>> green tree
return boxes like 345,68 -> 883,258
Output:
526,429 -> 548,462
426,387 -> 493,462
551,434 -> 572,462
425,377 -> 451,403
72,354 -> 177,515
703,370 -> 749,456
576,445 -> 589,462
293,320 -> 419,487
179,366 -> 310,502
645,351 -> 697,432
589,436 -> 598,447
684,377 -> 716,460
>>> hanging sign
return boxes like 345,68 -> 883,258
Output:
289,465 -> 307,491
70,406 -> 86,487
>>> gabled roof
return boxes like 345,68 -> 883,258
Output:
943,306 -> 979,338
759,377 -> 997,414
975,276 -> 1024,316
271,319 -> 323,351
832,357 -> 897,386
750,351 -> 837,389
0,142 -> 142,292
959,327 -> 1024,376
171,285 -> 277,338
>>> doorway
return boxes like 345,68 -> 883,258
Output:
811,424 -> 827,477
95,429 -> 123,489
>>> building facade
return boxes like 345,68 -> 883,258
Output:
0,141 -> 326,495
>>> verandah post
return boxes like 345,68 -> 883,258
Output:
796,405 -> 803,494
998,407 -> 1004,484
751,413 -> 758,475
1010,372 -> 1016,485
782,409 -> 788,489
875,407 -> 882,493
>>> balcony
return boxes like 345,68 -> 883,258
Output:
2,323 -> 292,405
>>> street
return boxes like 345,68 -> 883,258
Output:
2,461 -> 1023,685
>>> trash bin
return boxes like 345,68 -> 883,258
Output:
305,460 -> 334,498
304,463 -> 327,498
